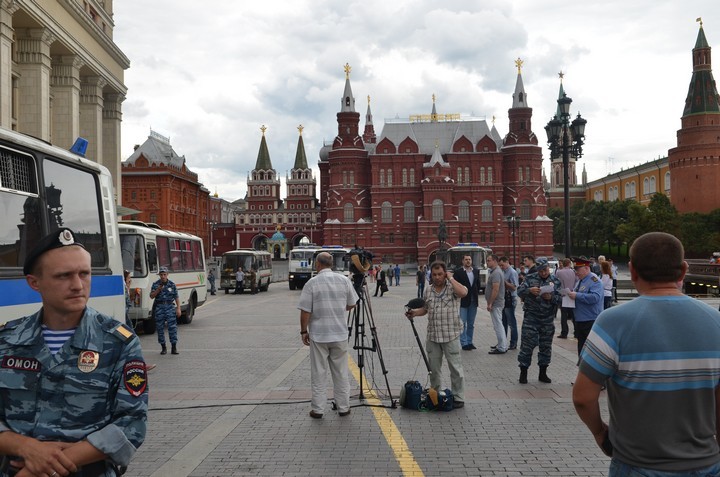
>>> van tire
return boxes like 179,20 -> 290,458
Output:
179,295 -> 195,324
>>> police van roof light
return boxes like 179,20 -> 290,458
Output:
70,137 -> 88,157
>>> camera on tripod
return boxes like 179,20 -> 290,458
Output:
346,247 -> 374,277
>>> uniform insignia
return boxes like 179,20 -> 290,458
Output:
115,324 -> 133,340
78,350 -> 99,373
591,276 -> 599,282
59,229 -> 75,245
2,356 -> 41,372
124,360 -> 147,397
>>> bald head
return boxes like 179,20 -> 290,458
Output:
316,252 -> 334,270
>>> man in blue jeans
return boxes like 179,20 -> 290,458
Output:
454,254 -> 480,350
499,257 -> 519,350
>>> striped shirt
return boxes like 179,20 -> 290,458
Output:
297,268 -> 359,343
579,295 -> 720,471
423,281 -> 462,343
41,325 -> 77,355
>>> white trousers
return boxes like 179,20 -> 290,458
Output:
309,339 -> 350,414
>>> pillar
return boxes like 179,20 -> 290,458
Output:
51,55 -> 84,149
15,27 -> 55,140
79,75 -> 106,164
103,92 -> 124,201
0,0 -> 19,128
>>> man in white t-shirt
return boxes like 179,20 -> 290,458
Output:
298,252 -> 359,418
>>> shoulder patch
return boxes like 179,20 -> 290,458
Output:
111,323 -> 136,342
591,276 -> 599,282
124,360 -> 147,397
0,318 -> 25,332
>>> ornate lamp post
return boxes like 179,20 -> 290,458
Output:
506,206 -> 519,267
208,221 -> 217,259
545,93 -> 586,258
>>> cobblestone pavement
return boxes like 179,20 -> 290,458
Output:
126,277 -> 633,477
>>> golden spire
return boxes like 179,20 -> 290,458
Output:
515,57 -> 523,74
697,17 -> 703,28
367,95 -> 371,105
297,124 -> 304,136
432,93 -> 436,104
492,115 -> 496,125
260,124 -> 267,136
558,70 -> 564,83
344,63 -> 352,79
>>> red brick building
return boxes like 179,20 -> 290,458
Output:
120,130 -> 210,246
669,22 -> 720,213
317,63 -> 553,265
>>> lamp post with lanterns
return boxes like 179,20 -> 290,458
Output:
544,93 -> 586,259
506,206 -> 519,267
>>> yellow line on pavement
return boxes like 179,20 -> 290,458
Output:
348,356 -> 425,477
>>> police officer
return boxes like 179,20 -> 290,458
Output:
568,258 -> 604,356
516,257 -> 561,384
0,228 -> 147,476
151,267 -> 180,355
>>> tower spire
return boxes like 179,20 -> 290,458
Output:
512,57 -> 529,108
341,63 -> 356,112
293,124 -> 308,169
254,125 -> 273,170
362,95 -> 377,144
683,19 -> 719,116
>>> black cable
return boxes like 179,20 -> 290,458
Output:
149,398 -> 396,412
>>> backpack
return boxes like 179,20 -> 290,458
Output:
400,381 -> 423,410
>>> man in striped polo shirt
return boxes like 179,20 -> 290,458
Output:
573,232 -> 720,475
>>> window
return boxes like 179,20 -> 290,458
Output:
480,167 -> 485,185
349,171 -> 354,187
343,171 -> 347,187
381,201 -> 392,223
481,200 -> 492,222
487,167 -> 493,185
344,203 -> 354,222
387,169 -> 392,187
650,176 -> 656,193
525,166 -> 530,183
520,199 -> 531,220
409,168 -> 415,186
402,168 -> 407,186
457,167 -> 462,184
379,170 -> 385,187
432,199 -> 443,221
594,190 -> 603,201
518,167 -> 523,182
458,200 -> 469,222
404,201 -> 415,223
643,177 -> 649,195
664,171 -> 671,191
464,167 -> 470,185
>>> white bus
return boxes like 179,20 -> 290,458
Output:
220,249 -> 273,294
311,246 -> 351,277
119,221 -> 207,333
288,245 -> 320,290
446,243 -> 493,292
0,128 -> 125,321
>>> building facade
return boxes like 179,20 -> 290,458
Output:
317,62 -> 554,265
235,126 -> 320,257
120,131 -> 210,246
0,0 -> 129,199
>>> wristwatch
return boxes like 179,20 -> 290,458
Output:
300,331 -> 308,335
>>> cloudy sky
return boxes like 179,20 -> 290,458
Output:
113,1 -> 718,202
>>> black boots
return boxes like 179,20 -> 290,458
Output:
160,345 -> 167,355
519,367 -> 528,384
171,344 -> 179,355
539,366 -> 552,383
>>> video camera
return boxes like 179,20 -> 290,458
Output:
346,247 -> 374,276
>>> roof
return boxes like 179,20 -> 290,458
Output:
377,117 -> 500,154
124,131 -> 185,168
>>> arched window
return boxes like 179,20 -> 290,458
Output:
520,199 -> 531,220
625,182 -> 631,199
487,167 -> 493,185
525,166 -> 530,183
402,168 -> 407,186
594,190 -> 603,201
381,201 -> 392,223
631,181 -> 636,198
432,199 -> 444,222
457,167 -> 462,183
643,177 -> 649,195
379,170 -> 385,187
649,176 -> 656,193
664,171 -> 671,191
480,167 -> 485,185
349,170 -> 354,187
518,167 -> 523,182
404,201 -> 415,223
481,200 -> 492,222
409,168 -> 415,186
387,169 -> 393,187
464,167 -> 470,185
458,200 -> 469,222
344,203 -> 354,222
343,171 -> 347,187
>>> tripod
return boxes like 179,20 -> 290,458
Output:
347,274 -> 396,408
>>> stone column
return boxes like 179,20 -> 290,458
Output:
103,92 -> 124,200
51,55 -> 84,149
79,75 -> 106,164
0,0 -> 19,128
15,27 -> 55,140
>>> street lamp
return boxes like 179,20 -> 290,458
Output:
208,221 -> 217,259
545,93 -> 586,258
309,219 -> 316,244
506,206 -> 519,267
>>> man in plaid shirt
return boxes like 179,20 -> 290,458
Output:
406,261 -> 468,408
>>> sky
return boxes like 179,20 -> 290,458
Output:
113,1 -> 718,203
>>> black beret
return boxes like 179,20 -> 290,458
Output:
23,228 -> 86,275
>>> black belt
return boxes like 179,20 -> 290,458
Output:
1,456 -> 119,477
155,300 -> 176,305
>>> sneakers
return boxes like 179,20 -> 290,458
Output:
309,411 -> 323,419
339,409 -> 351,417
462,345 -> 472,350
557,335 -> 567,339
452,401 -> 465,409
488,349 -> 506,354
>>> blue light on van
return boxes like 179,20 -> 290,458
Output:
70,137 -> 89,157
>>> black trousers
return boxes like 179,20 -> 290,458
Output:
574,320 -> 595,357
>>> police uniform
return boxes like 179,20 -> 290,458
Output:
516,259 -> 561,380
151,270 -> 179,352
1,228 -> 147,476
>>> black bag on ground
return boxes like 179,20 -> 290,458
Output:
400,380 -> 423,410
